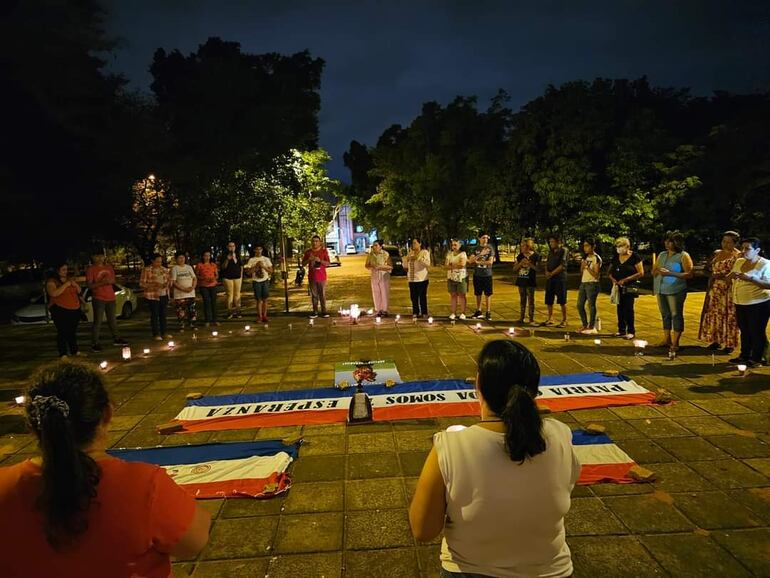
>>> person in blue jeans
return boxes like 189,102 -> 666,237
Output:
576,238 -> 602,334
653,231 -> 693,355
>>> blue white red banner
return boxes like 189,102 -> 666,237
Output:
108,440 -> 298,499
170,373 -> 654,433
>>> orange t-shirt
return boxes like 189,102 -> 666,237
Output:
48,281 -> 81,310
0,458 -> 196,578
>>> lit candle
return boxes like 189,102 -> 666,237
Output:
428,316 -> 434,324
737,364 -> 748,375
593,339 -> 602,345
376,316 -> 382,324
309,318 -> 314,326
167,340 -> 175,348
211,331 -> 218,337
99,360 -> 108,370
142,348 -> 150,355
121,346 -> 131,361
14,395 -> 25,405
395,314 -> 401,322
508,327 -> 515,336
244,325 -> 251,331
475,322 -> 482,331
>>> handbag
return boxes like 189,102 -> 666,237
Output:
610,284 -> 620,305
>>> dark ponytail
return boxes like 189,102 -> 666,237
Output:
26,361 -> 109,549
477,340 -> 545,463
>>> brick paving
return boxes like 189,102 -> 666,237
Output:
0,255 -> 768,577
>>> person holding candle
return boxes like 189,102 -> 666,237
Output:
302,235 -> 331,318
406,237 -> 431,319
46,263 -> 84,358
652,231 -> 693,355
409,340 -> 580,577
221,241 -> 244,319
365,240 -> 393,317
576,238 -> 602,334
140,253 -> 172,341
698,231 -> 741,352
244,245 -> 274,323
469,233 -> 494,321
85,253 -> 127,353
445,239 -> 468,320
540,235 -> 569,328
728,237 -> 770,367
513,238 -> 540,324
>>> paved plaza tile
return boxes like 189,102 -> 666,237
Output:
1,254 -> 769,576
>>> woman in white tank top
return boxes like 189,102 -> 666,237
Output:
409,340 -> 580,578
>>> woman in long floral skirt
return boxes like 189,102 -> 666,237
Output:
698,231 -> 740,352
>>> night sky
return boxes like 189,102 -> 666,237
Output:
103,0 -> 770,180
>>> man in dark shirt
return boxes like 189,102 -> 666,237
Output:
541,235 -> 569,327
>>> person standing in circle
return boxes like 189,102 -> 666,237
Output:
698,231 -> 741,352
195,250 -> 219,327
513,239 -> 540,324
445,239 -> 468,321
652,231 -> 693,355
541,235 -> 569,328
576,238 -> 602,334
140,253 -> 171,341
365,240 -> 393,317
221,241 -> 243,319
406,238 -> 431,319
302,235 -> 331,318
86,253 -> 127,353
46,263 -> 83,358
608,237 -> 644,339
469,233 -> 494,321
244,245 -> 274,323
728,237 -> 770,367
170,253 -> 197,332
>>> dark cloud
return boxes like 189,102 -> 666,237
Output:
102,0 -> 770,179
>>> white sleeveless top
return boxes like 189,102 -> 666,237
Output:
435,419 -> 580,577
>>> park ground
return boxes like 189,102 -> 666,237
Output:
0,255 -> 769,577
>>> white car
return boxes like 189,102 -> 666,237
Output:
11,284 -> 138,325
327,248 -> 341,266
345,244 -> 357,255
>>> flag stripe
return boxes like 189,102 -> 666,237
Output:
109,440 -> 298,465
578,463 -> 635,485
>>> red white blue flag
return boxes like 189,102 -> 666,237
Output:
171,373 -> 654,433
108,440 -> 298,499
572,430 -> 637,485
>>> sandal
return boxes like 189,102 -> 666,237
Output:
539,320 -> 555,327
556,321 -> 567,328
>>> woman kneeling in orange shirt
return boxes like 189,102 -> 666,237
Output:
0,361 -> 210,578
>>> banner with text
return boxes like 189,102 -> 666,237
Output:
172,373 -> 654,433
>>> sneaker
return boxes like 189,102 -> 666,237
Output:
449,314 -> 456,321
227,313 -> 235,320
381,311 -> 389,318
583,328 -> 598,335
748,359 -> 767,367
164,334 -> 173,340
412,314 -> 418,320
473,310 -> 482,319
235,312 -> 243,319
321,313 -> 330,318
309,313 -> 318,319
485,311 -> 491,321
556,321 -> 567,328
113,337 -> 128,345
527,318 -> 534,325
623,333 -> 635,340
91,344 -> 103,353
577,326 -> 588,333
707,342 -> 720,351
518,317 -> 525,324
612,332 -> 625,337
539,320 -> 555,327
728,357 -> 748,364
459,313 -> 467,320
153,335 -> 163,341
74,351 -> 87,357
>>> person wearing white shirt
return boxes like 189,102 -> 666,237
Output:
171,253 -> 197,331
410,340 -> 580,578
365,240 -> 393,316
728,237 -> 770,367
577,238 -> 602,334
445,239 -> 468,321
406,238 -> 431,318
244,245 -> 274,323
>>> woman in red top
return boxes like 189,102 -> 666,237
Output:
195,250 -> 219,326
46,262 -> 83,358
0,361 -> 210,578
